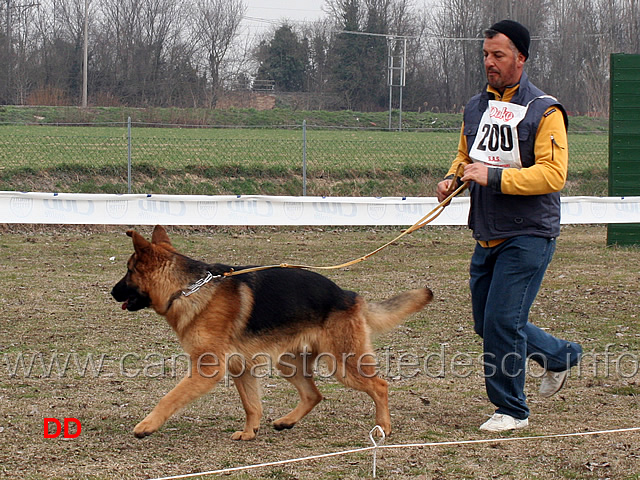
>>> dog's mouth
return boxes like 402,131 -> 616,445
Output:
111,285 -> 151,312
119,294 -> 151,311
112,281 -> 151,312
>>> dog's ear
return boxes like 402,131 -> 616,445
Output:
151,225 -> 172,246
127,230 -> 152,253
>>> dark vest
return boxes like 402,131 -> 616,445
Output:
463,71 -> 568,241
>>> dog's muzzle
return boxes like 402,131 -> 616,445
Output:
111,279 -> 151,311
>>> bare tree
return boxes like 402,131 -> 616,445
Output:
325,0 -> 365,28
96,0 -> 145,101
388,0 -> 415,36
1,0 -> 39,103
29,0 -> 92,103
191,0 -> 246,107
138,0 -> 186,104
94,0 -> 187,105
424,0 -> 485,111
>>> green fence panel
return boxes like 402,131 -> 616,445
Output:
608,53 -> 640,246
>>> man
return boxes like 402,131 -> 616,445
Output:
437,20 -> 582,432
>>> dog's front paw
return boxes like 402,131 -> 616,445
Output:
133,417 -> 160,438
231,430 -> 257,441
371,423 -> 391,437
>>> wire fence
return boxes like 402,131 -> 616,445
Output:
0,121 -> 608,197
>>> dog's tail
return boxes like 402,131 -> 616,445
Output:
364,287 -> 433,333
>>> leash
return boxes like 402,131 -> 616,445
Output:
223,166 -> 469,278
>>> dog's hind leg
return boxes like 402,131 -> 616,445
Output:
335,352 -> 391,436
328,317 -> 392,436
273,353 -> 323,431
133,359 -> 223,438
348,370 -> 391,436
231,371 -> 262,441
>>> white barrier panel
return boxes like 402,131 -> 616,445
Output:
1,191 -> 639,226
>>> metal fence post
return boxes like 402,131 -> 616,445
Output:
127,117 -> 132,194
302,120 -> 307,196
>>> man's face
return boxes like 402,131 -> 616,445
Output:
483,33 -> 525,91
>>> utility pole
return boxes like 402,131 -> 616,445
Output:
82,0 -> 88,107
387,36 -> 407,131
337,30 -> 414,132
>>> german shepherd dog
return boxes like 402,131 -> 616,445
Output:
112,225 -> 432,440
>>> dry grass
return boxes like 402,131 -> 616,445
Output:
0,224 -> 638,479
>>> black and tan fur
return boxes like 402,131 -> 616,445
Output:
111,225 -> 432,440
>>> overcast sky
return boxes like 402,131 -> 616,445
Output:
242,0 -> 327,36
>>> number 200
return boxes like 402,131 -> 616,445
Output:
476,124 -> 514,152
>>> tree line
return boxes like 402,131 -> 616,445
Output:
1,0 -> 638,115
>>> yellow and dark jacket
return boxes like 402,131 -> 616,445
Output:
448,71 -> 569,242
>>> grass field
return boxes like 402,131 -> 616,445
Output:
0,224 -> 638,479
0,124 -> 608,197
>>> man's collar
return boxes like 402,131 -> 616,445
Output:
487,83 -> 520,101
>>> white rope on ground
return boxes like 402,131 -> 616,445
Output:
149,445 -> 377,480
148,426 -> 640,480
376,426 -> 640,450
369,425 -> 386,478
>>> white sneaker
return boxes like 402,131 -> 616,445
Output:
539,369 -> 569,398
479,413 -> 529,432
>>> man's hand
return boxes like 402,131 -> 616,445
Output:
461,163 -> 489,186
436,179 -> 453,203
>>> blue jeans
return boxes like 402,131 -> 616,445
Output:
470,236 -> 582,420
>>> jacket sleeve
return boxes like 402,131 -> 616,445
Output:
445,123 -> 473,178
496,107 -> 568,195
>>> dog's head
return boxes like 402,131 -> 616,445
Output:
111,225 -> 174,312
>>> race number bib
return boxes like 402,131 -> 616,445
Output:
469,100 -> 528,169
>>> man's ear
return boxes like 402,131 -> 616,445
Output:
151,225 -> 172,246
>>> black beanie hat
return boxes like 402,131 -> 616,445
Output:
488,19 -> 530,59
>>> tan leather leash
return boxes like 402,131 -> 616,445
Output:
223,165 -> 469,278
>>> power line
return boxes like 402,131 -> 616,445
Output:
247,5 -> 323,14
335,30 -> 418,39
243,16 -> 282,25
